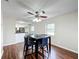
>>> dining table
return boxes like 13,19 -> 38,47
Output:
24,34 -> 51,59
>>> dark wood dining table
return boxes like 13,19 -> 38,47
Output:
29,34 -> 51,59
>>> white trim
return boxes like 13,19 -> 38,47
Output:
1,50 -> 3,57
3,41 -> 24,46
51,43 -> 78,54
3,42 -> 17,46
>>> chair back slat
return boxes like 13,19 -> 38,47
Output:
38,37 -> 48,46
42,37 -> 48,46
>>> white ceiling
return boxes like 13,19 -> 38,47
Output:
2,0 -> 78,23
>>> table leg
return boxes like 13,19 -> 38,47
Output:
35,40 -> 38,59
49,37 -> 51,52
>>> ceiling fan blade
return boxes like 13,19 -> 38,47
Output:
16,0 -> 35,12
40,16 -> 47,18
27,12 -> 34,15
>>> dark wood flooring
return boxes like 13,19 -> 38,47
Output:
2,43 -> 78,59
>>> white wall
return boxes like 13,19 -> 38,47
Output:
34,22 -> 45,34
1,15 -> 3,56
1,17 -> 3,56
3,17 -> 16,46
34,11 -> 78,53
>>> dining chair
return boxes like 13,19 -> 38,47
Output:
23,35 -> 35,59
38,37 -> 49,59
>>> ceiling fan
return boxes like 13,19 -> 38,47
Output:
15,0 -> 48,22
27,10 -> 47,22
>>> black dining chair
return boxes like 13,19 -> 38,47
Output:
23,35 -> 35,59
38,37 -> 49,59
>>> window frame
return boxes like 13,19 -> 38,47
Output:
45,23 -> 55,36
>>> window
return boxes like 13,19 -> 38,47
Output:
30,26 -> 35,34
31,26 -> 34,32
45,24 -> 55,36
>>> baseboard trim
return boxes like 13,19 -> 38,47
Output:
1,50 -> 3,58
51,43 -> 78,59
3,41 -> 24,47
51,44 -> 78,54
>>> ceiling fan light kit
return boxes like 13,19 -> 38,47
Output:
33,18 -> 42,22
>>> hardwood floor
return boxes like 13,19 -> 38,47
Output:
2,43 -> 78,59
